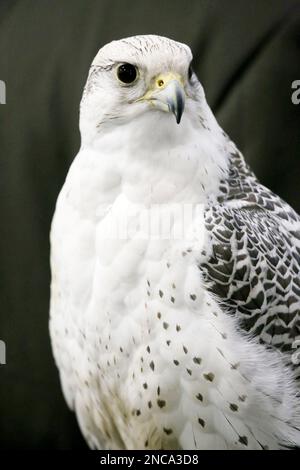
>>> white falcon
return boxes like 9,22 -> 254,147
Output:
50,35 -> 300,450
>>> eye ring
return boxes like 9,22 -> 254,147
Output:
117,63 -> 138,84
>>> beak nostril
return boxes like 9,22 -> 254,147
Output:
143,77 -> 185,124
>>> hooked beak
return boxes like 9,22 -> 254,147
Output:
139,73 -> 186,124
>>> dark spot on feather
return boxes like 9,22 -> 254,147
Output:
238,435 -> 248,446
163,428 -> 173,435
216,347 -> 225,357
198,418 -> 205,428
203,372 -> 215,382
231,362 -> 240,370
193,357 -> 202,365
157,399 -> 166,408
230,403 -> 239,412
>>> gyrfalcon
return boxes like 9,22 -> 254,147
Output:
50,35 -> 300,450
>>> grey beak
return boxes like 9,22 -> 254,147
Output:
167,82 -> 185,124
150,79 -> 186,124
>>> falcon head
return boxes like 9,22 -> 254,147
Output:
80,35 -> 210,142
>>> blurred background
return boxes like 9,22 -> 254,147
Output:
0,0 -> 299,449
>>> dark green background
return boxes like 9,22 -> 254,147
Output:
0,0 -> 299,449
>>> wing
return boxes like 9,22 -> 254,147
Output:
200,200 -> 300,369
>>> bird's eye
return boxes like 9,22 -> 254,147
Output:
188,62 -> 194,81
117,63 -> 138,84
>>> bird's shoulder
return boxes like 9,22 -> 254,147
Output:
199,151 -> 300,355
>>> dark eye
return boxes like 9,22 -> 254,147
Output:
117,63 -> 138,84
188,62 -> 194,80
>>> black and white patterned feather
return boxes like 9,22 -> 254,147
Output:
202,149 -> 300,378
